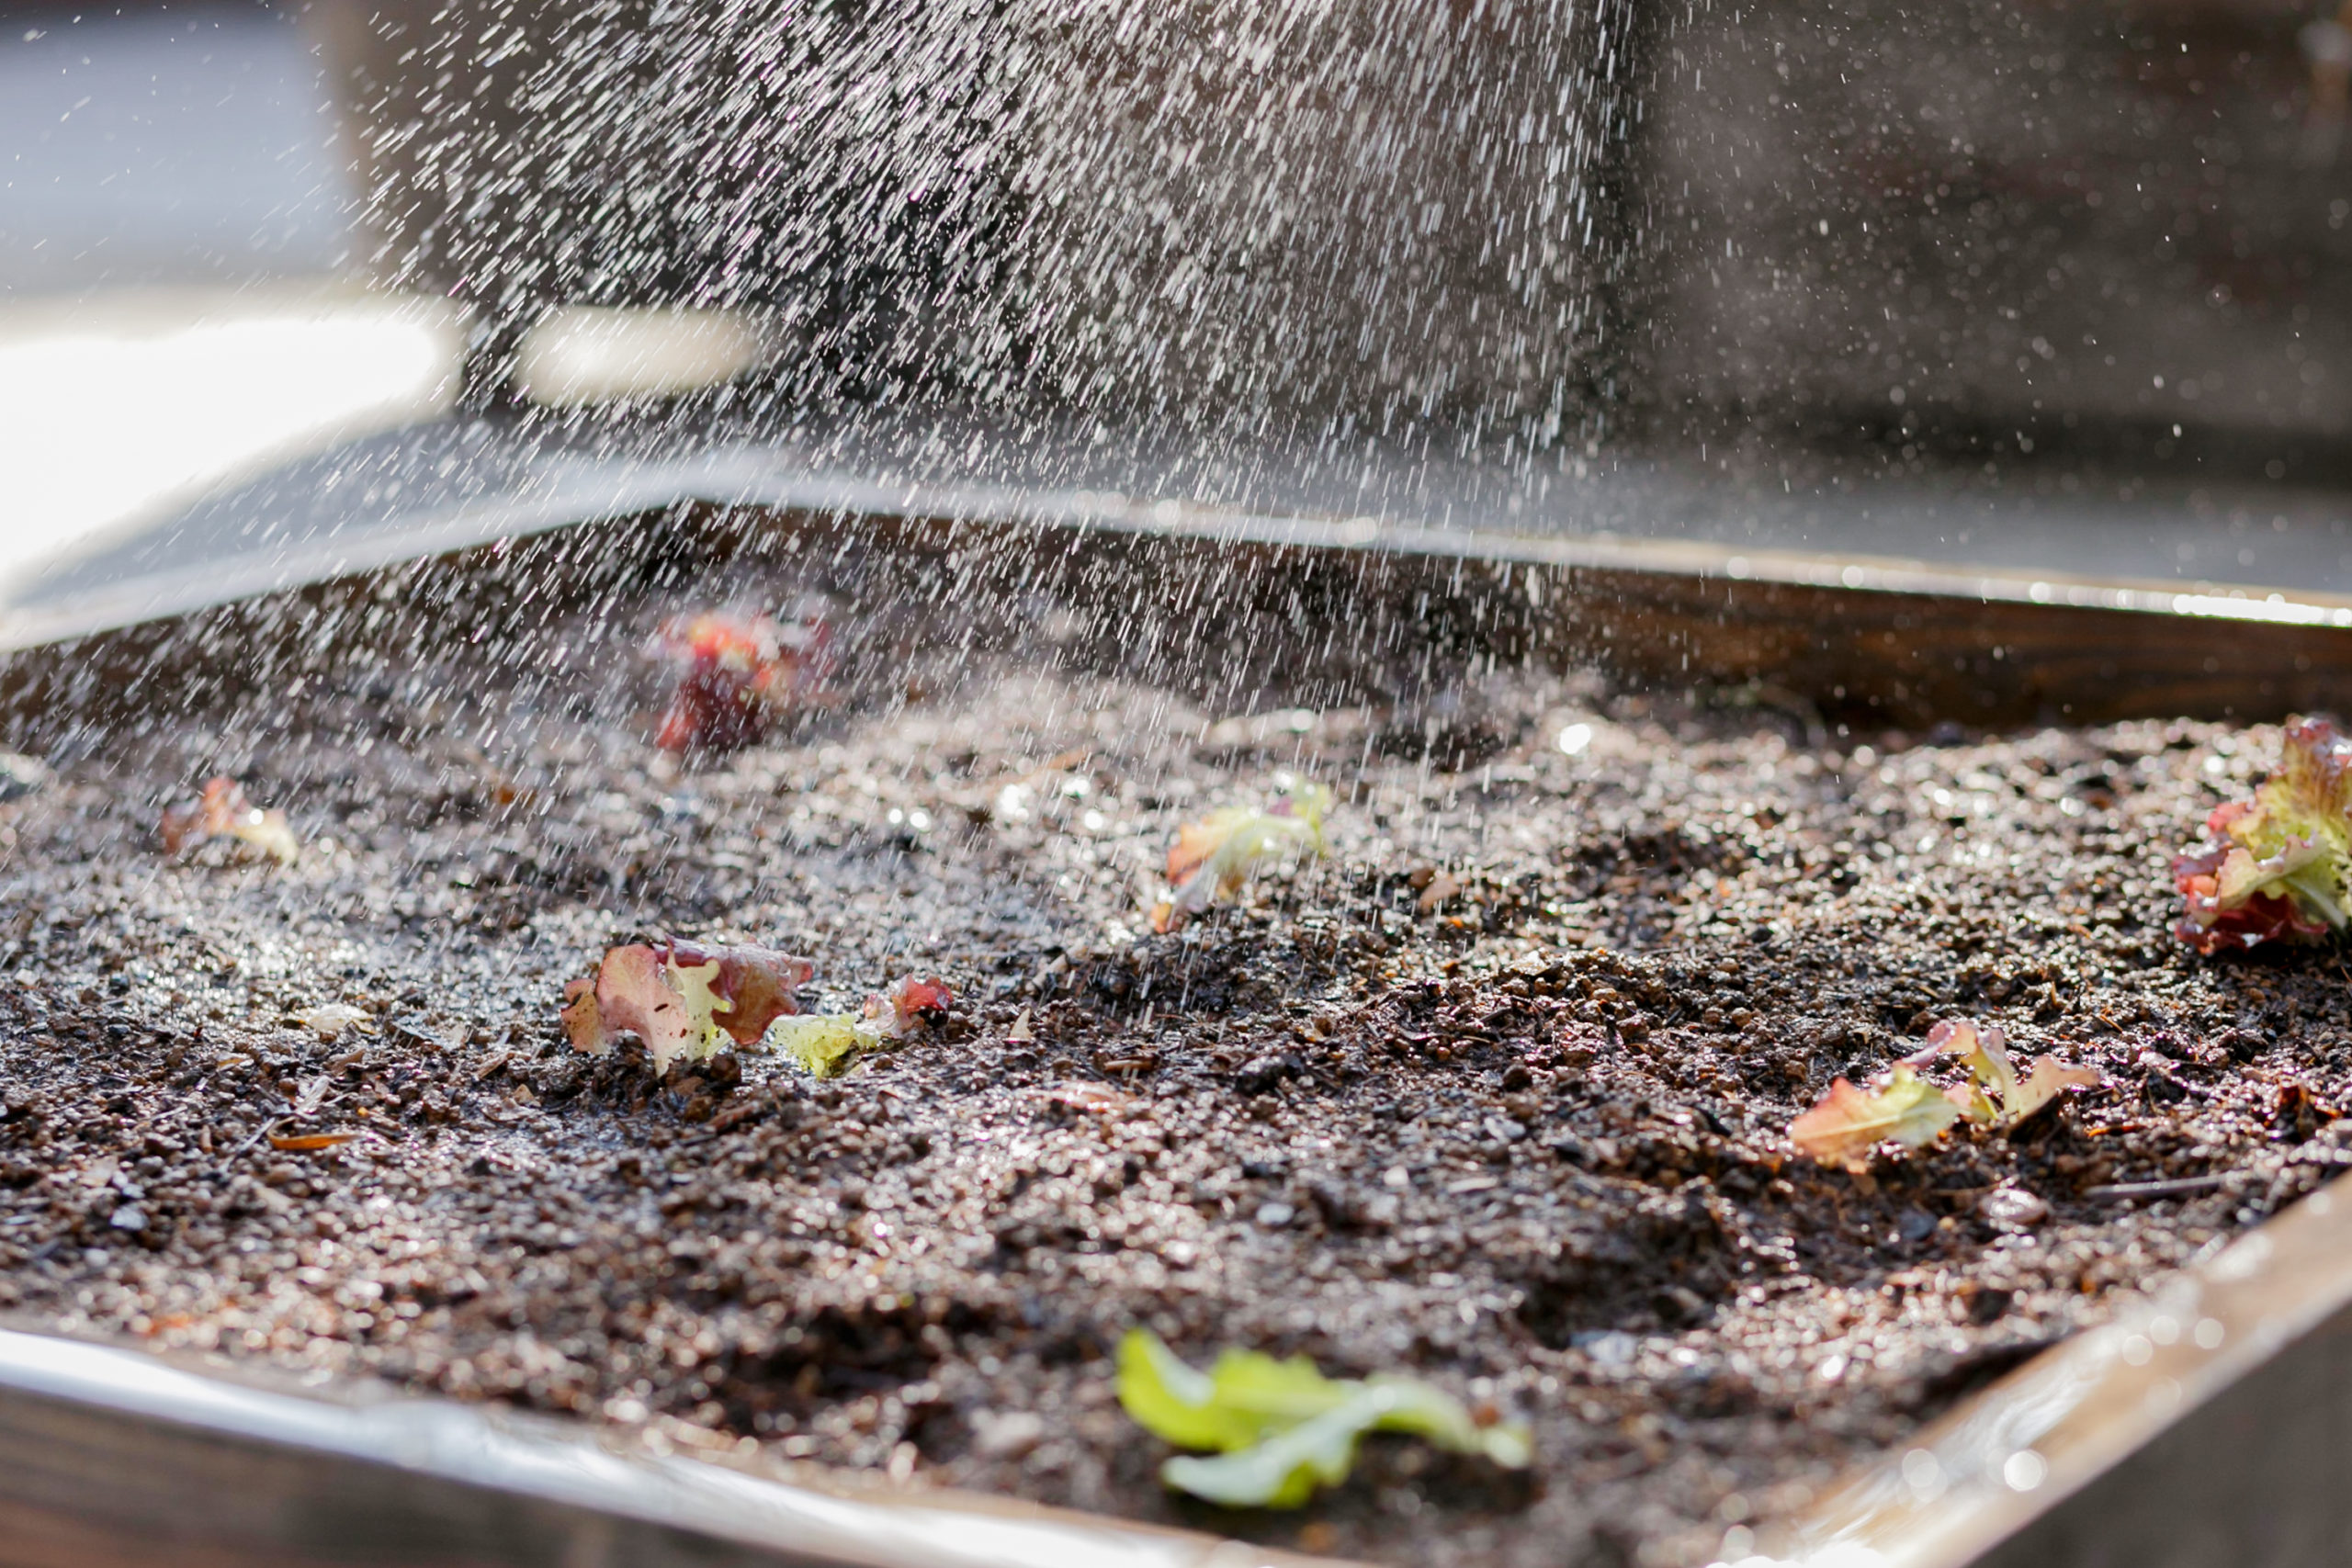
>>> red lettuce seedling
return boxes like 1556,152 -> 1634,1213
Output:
865,975 -> 954,1038
1792,1019 -> 2099,1169
1150,780 -> 1332,932
651,611 -> 829,754
160,776 -> 298,865
561,940 -> 814,1075
2175,717 -> 2352,953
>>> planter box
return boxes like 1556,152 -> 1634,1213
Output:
4,471 -> 2352,1565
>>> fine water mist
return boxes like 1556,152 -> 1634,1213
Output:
302,0 -> 2352,502
316,0 -> 1651,460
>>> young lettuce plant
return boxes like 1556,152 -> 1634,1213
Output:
763,976 -> 955,1079
1115,1329 -> 1530,1508
1788,1066 -> 1965,1169
1791,1019 -> 2098,1169
1151,779 -> 1333,933
2175,717 -> 2352,953
160,776 -> 299,865
561,941 -> 814,1075
1914,1019 -> 2100,1127
651,611 -> 830,754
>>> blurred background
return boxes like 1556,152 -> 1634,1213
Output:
8,0 -> 2352,637
1,0 -> 345,292
0,0 -> 456,597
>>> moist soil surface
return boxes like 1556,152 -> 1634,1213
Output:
0,561 -> 2344,1568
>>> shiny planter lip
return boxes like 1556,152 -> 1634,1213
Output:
12,419 -> 2352,655
1742,1168 -> 2352,1568
0,1324 -> 1348,1568
10,409 -> 2352,737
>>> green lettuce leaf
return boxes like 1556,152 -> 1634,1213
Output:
1788,1064 -> 1966,1168
763,1013 -> 872,1077
1919,1019 -> 2101,1129
1161,1398 -> 1378,1509
1115,1328 -> 1530,1508
2004,1055 -> 2102,1122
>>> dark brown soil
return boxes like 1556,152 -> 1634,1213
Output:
0,556 -> 2344,1568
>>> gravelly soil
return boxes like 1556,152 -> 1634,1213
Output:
0,572 -> 2346,1568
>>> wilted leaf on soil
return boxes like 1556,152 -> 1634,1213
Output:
1116,1328 -> 1530,1508
160,776 -> 298,864
269,1132 -> 360,1152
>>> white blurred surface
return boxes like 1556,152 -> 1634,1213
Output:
0,5 -> 351,292
0,286 -> 461,591
517,305 -> 770,407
